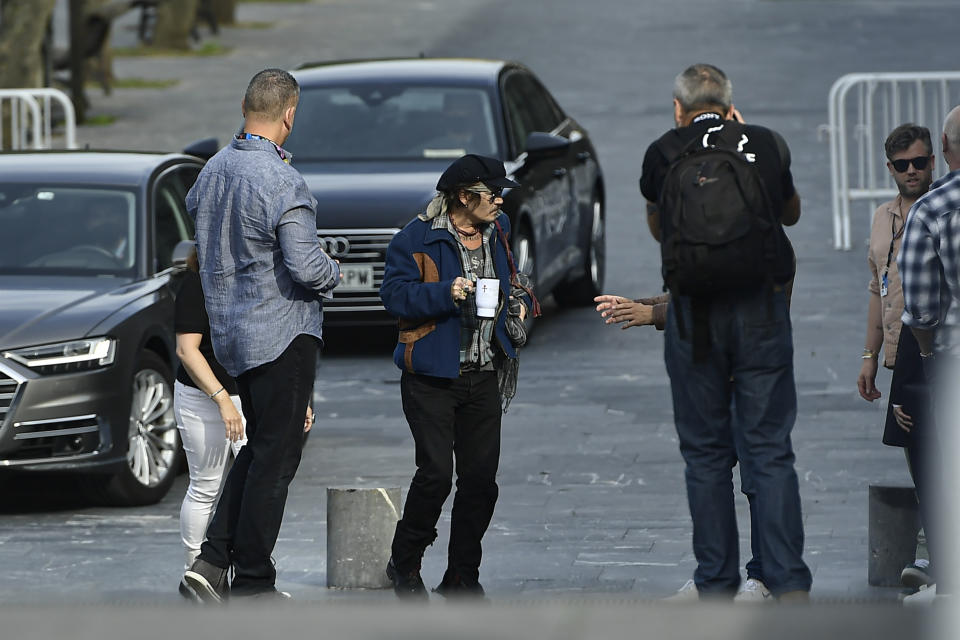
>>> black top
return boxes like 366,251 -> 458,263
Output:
175,271 -> 238,396
639,112 -> 797,282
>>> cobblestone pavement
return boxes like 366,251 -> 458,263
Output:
4,2 -> 959,632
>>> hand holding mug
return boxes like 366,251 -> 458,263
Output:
451,277 -> 474,303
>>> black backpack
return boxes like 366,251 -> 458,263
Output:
657,122 -> 779,299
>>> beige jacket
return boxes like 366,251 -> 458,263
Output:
866,196 -> 906,368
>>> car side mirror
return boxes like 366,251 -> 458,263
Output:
171,240 -> 196,271
525,132 -> 571,157
183,137 -> 219,160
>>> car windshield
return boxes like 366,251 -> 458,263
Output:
0,184 -> 138,276
285,84 -> 500,160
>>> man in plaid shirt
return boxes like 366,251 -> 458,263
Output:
900,106 -> 960,358
897,104 -> 960,604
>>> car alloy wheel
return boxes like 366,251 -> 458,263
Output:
554,192 -> 605,307
588,198 -> 605,290
512,229 -> 533,279
127,367 -> 177,488
511,221 -> 537,335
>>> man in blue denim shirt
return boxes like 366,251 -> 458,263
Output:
181,68 -> 340,602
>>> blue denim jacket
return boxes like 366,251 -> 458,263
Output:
186,136 -> 340,377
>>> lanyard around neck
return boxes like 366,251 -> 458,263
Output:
884,200 -> 906,272
237,132 -> 289,163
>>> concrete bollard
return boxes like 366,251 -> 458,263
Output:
868,484 -> 920,587
326,487 -> 401,589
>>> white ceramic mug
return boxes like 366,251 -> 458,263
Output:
475,278 -> 499,317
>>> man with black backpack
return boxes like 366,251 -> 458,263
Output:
639,64 -> 810,602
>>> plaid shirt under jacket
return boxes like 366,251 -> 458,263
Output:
898,168 -> 960,355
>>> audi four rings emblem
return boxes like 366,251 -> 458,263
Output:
319,236 -> 350,257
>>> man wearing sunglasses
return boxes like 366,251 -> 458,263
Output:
380,154 -> 533,600
857,124 -> 934,597
898,105 -> 960,605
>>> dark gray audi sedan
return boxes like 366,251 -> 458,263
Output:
0,151 -> 202,505
286,58 -> 606,328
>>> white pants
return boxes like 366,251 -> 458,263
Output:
174,381 -> 246,570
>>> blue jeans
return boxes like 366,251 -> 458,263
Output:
664,291 -> 811,597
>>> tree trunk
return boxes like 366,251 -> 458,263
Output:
0,0 -> 57,88
210,0 -> 236,26
0,0 -> 58,148
153,0 -> 199,50
86,0 -> 117,94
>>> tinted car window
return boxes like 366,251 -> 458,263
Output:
503,73 -> 566,154
153,173 -> 192,271
0,184 -> 137,275
174,166 -> 199,238
286,85 -> 499,160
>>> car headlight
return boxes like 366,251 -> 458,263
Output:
3,337 -> 116,374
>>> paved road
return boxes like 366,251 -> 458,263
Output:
4,0 -> 959,626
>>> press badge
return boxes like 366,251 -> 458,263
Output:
880,271 -> 889,297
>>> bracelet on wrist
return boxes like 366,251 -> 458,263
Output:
919,351 -> 935,359
862,348 -> 877,360
208,386 -> 225,400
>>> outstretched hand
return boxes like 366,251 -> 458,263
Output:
594,294 -> 655,330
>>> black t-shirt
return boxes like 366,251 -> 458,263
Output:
175,271 -> 239,395
639,112 -> 797,282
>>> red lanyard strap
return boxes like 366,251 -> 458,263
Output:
494,219 -> 541,318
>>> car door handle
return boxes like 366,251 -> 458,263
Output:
576,151 -> 591,162
552,167 -> 568,178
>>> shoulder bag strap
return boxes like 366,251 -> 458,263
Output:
494,218 -> 541,318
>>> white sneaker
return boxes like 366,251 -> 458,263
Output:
734,578 -> 772,603
663,578 -> 699,602
903,583 -> 937,607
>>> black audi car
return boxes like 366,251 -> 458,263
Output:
0,151 -> 202,505
286,58 -> 605,327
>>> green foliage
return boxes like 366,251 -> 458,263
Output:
110,77 -> 180,89
113,41 -> 232,57
84,114 -> 117,126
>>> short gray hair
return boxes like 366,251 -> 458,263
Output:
945,105 -> 960,150
244,68 -> 300,120
673,64 -> 732,112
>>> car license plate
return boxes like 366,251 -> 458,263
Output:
338,264 -> 375,291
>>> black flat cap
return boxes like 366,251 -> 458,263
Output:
436,154 -> 520,191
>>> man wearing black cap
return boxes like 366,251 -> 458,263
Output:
380,154 -> 533,599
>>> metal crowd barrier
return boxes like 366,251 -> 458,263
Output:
0,88 -> 78,152
825,72 -> 960,250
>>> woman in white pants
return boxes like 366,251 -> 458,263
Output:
173,249 -> 249,573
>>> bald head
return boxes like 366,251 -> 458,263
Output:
944,105 -> 960,171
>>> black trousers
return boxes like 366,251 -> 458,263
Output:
392,370 -> 501,583
199,334 -> 317,594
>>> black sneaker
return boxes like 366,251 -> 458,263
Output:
901,561 -> 933,591
178,577 -> 202,603
182,558 -> 230,604
386,557 -> 428,600
433,571 -> 485,599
